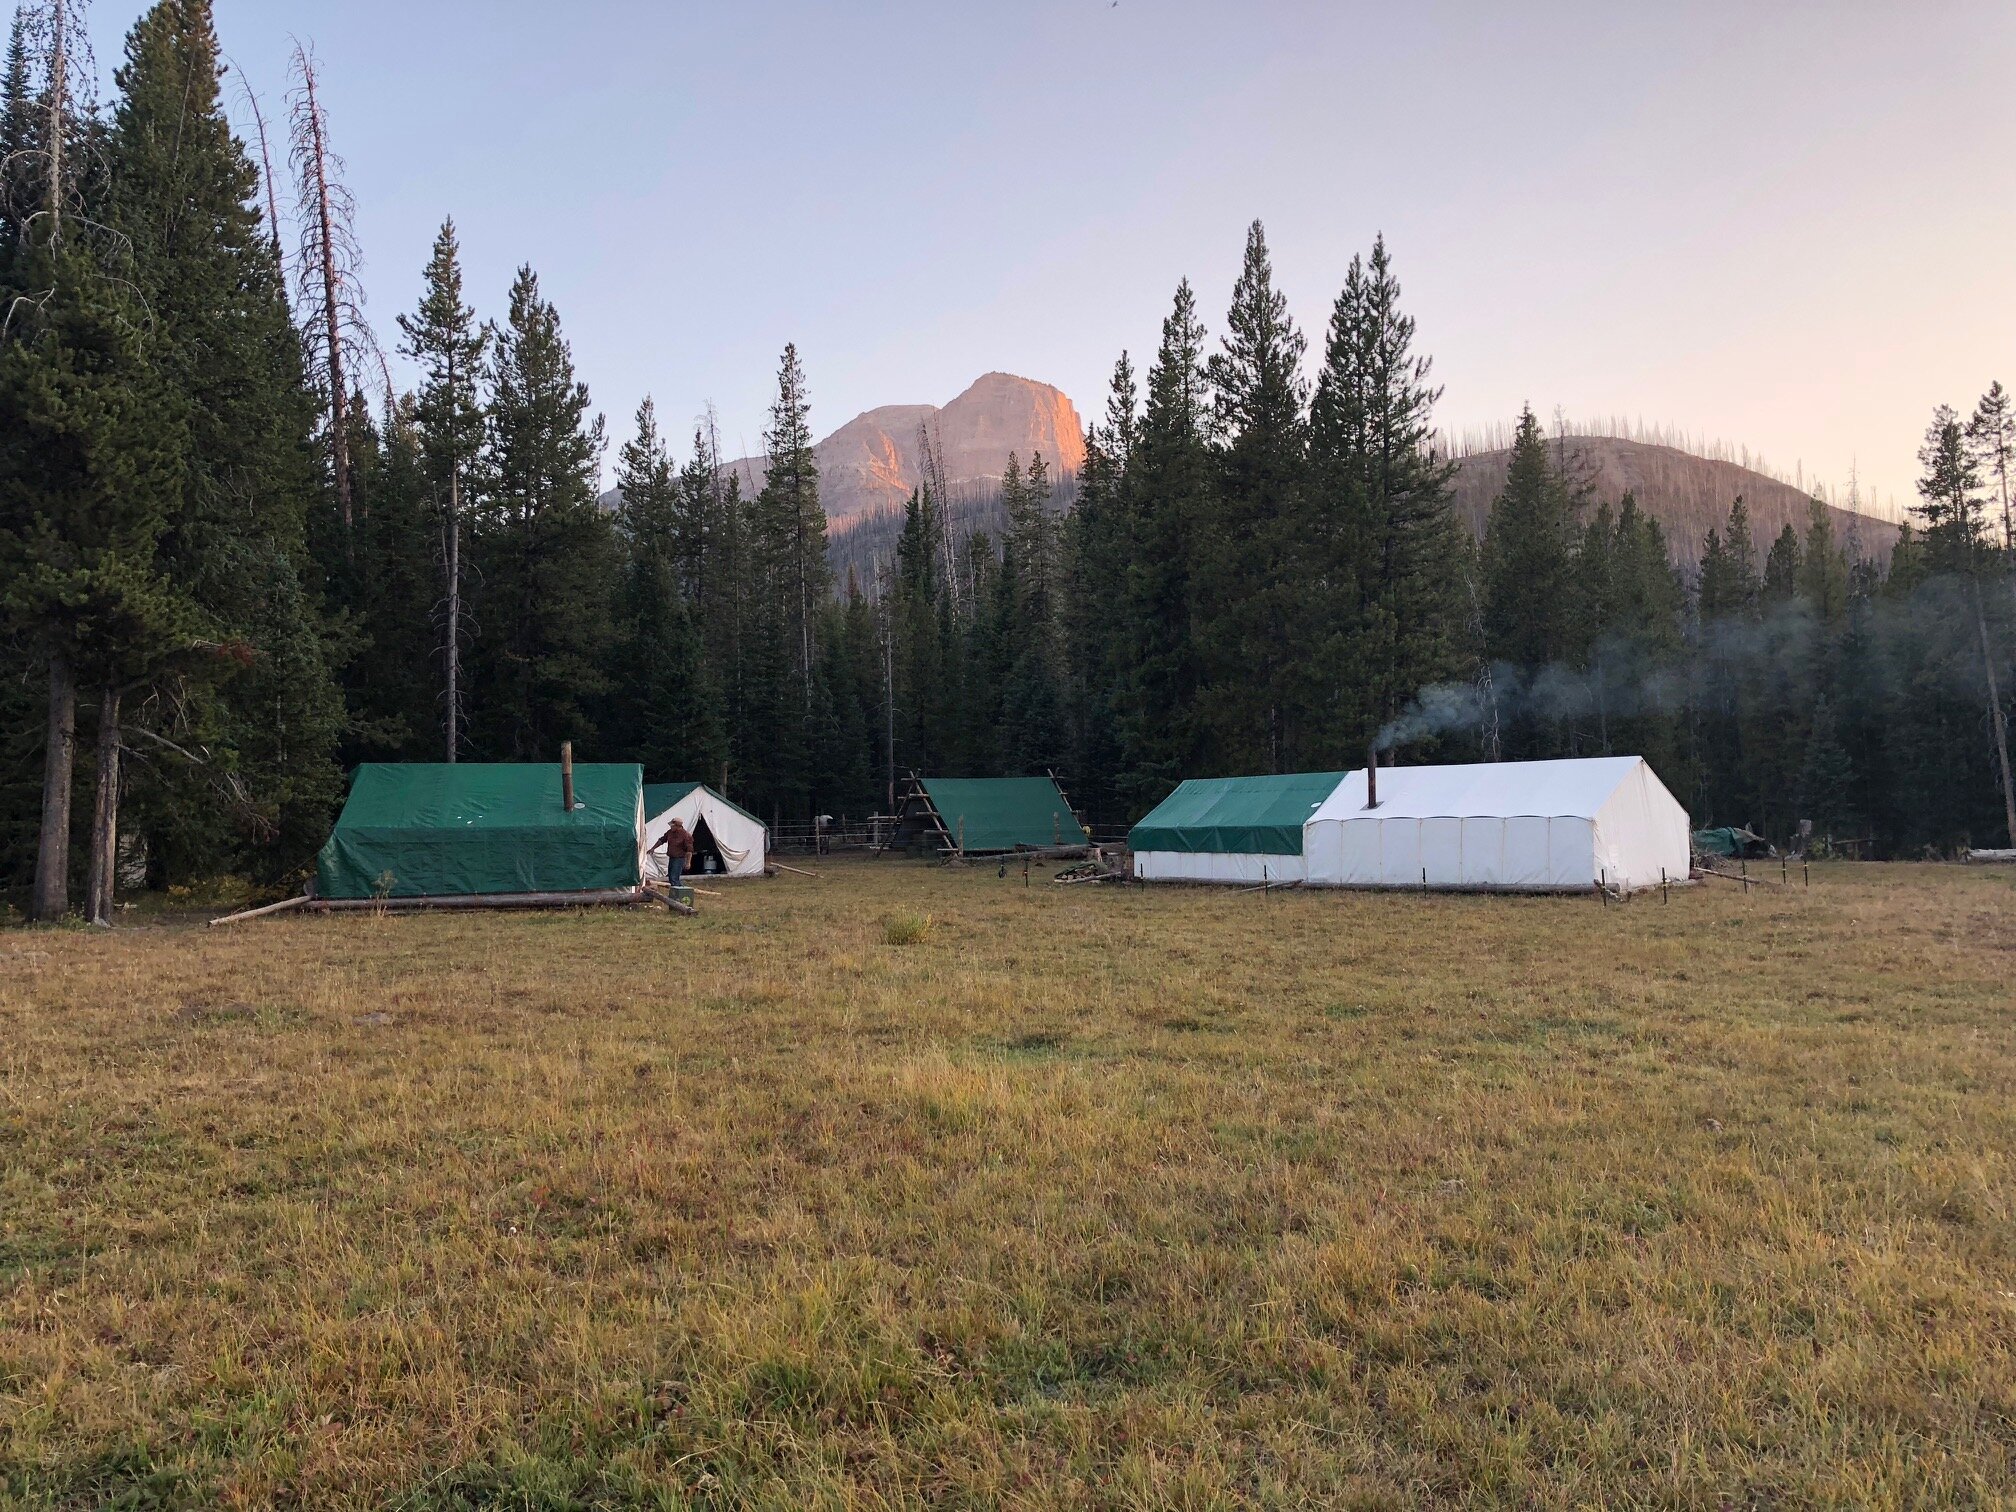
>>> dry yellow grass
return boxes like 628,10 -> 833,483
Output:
2,861 -> 2013,1508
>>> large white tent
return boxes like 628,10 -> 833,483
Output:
642,782 -> 767,880
1303,756 -> 1689,893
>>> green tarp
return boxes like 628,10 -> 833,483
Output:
916,776 -> 1088,852
1129,772 -> 1351,856
643,781 -> 763,828
1692,826 -> 1772,859
316,763 -> 644,899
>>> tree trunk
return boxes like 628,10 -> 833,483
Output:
44,0 -> 64,242
85,684 -> 121,927
302,61 -> 351,538
1974,580 -> 2016,846
32,647 -> 77,921
445,465 -> 461,762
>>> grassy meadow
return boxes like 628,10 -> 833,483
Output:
2,860 -> 2013,1508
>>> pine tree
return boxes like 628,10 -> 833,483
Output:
1762,524 -> 1802,601
742,343 -> 827,822
1798,499 -> 1850,625
1196,220 -> 1310,771
1691,498 -> 1762,824
1698,498 -> 1760,621
348,393 -> 438,757
468,265 -> 613,760
397,218 -> 487,759
760,342 -> 827,716
1966,381 -> 2015,555
888,484 -> 948,783
1481,407 -> 1578,673
1308,235 -> 1464,761
1914,404 -> 2016,844
1796,695 -> 1856,842
607,397 -> 724,782
1117,280 -> 1211,812
1063,352 -> 1136,823
2,0 -> 228,917
684,414 -> 743,789
108,0 -> 346,887
995,452 -> 1068,774
1915,405 -> 1988,572
0,10 -> 32,258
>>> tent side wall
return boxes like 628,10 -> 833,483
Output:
1307,814 -> 1595,888
1132,851 -> 1308,884
1591,762 -> 1693,891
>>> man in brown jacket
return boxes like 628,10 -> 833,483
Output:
649,818 -> 695,889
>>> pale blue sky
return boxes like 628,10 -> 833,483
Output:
84,0 -> 2016,514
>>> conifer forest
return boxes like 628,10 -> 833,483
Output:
5,0 -> 2015,921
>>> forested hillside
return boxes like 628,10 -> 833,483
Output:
4,0 -> 2013,923
1448,434 -> 1900,566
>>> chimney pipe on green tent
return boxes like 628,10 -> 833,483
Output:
1365,744 -> 1379,810
561,742 -> 575,811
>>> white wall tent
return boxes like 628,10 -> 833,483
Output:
1129,772 -> 1351,884
1303,756 -> 1690,892
642,782 -> 767,880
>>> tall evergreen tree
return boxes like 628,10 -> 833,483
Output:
740,343 -> 827,822
760,342 -> 827,715
1914,404 -> 2015,844
1966,381 -> 2014,555
1308,234 -> 1465,761
108,0 -> 346,886
397,218 -> 487,759
1762,524 -> 1802,601
1481,408 -> 1579,673
996,451 -> 1068,774
1196,219 -> 1310,771
607,397 -> 723,783
1117,280 -> 1211,811
468,265 -> 613,760
1063,352 -> 1137,823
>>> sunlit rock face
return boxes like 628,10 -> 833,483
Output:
728,373 -> 1085,522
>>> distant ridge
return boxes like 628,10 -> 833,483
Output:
1449,435 -> 1900,565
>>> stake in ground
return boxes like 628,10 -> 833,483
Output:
2,862 -> 2012,1505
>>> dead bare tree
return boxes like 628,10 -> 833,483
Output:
287,43 -> 378,544
228,56 -> 285,266
917,414 -> 961,618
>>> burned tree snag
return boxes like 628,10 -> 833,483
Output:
288,45 -> 378,545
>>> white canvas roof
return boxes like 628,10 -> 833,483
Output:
1309,755 -> 1649,824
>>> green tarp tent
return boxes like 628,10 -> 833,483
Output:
1692,825 -> 1772,859
896,776 -> 1088,853
1129,772 -> 1351,856
315,763 -> 645,900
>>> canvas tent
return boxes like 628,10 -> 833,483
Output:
642,781 -> 767,879
316,763 -> 645,900
1303,755 -> 1689,892
889,776 -> 1088,855
1129,772 -> 1350,884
